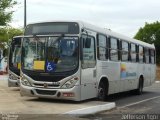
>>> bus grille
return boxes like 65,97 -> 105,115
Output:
30,75 -> 65,82
34,83 -> 60,88
35,89 -> 57,95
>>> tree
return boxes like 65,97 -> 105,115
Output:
0,27 -> 23,42
0,27 -> 23,62
0,0 -> 17,25
0,27 -> 23,50
134,21 -> 160,64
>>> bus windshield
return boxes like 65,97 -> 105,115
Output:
22,36 -> 78,72
9,38 -> 21,69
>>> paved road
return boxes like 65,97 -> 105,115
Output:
83,81 -> 160,120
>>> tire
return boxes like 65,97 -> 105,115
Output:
98,81 -> 108,101
135,77 -> 143,95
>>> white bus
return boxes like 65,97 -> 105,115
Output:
8,36 -> 22,87
20,21 -> 156,101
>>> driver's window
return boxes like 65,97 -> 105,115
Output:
81,35 -> 96,68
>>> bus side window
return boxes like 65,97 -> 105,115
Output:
139,46 -> 144,63
81,35 -> 96,68
121,41 -> 129,62
109,37 -> 119,61
150,49 -> 155,64
97,34 -> 108,60
130,43 -> 136,62
145,48 -> 150,64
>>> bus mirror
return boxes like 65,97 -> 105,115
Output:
22,47 -> 25,57
85,38 -> 91,48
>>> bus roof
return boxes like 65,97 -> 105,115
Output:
26,20 -> 155,49
13,36 -> 24,39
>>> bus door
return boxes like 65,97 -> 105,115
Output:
80,34 -> 97,100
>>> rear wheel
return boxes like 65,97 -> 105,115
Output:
98,81 -> 108,101
135,77 -> 144,95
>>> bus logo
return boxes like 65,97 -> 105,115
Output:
44,83 -> 48,88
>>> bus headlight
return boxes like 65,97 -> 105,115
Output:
9,74 -> 18,80
61,77 -> 79,89
21,77 -> 31,86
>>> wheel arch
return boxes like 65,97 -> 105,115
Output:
138,74 -> 144,87
98,76 -> 109,93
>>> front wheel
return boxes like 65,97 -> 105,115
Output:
98,82 -> 108,101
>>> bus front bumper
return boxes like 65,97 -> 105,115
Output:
8,78 -> 20,87
20,84 -> 81,101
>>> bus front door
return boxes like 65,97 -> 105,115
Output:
80,35 -> 97,100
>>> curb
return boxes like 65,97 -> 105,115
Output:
64,102 -> 116,116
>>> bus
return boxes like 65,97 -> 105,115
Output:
8,36 -> 22,87
20,21 -> 156,101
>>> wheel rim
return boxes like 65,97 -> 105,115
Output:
98,87 -> 104,99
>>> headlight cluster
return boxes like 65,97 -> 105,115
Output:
61,77 -> 79,89
21,77 -> 31,86
9,74 -> 18,80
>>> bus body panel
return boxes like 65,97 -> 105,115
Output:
80,67 -> 97,100
20,83 -> 81,101
144,64 -> 151,87
8,70 -> 20,87
20,69 -> 82,101
106,62 -> 121,94
20,21 -> 156,101
151,64 -> 156,84
8,36 -> 22,87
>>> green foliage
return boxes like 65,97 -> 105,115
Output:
134,21 -> 160,64
0,0 -> 17,25
0,27 -> 23,49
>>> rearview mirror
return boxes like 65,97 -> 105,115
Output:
3,49 -> 7,57
84,38 -> 91,48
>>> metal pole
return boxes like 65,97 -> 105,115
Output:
24,0 -> 26,28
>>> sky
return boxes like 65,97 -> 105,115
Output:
10,0 -> 160,38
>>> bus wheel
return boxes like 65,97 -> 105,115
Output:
135,77 -> 144,95
98,81 -> 108,101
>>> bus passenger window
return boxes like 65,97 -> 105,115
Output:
81,35 -> 96,68
150,49 -> 155,64
109,37 -> 119,61
139,46 -> 144,63
145,48 -> 150,64
130,43 -> 136,62
97,34 -> 108,60
121,41 -> 129,61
